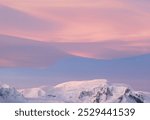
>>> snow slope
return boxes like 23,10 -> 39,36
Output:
0,84 -> 27,103
20,79 -> 150,103
0,79 -> 149,103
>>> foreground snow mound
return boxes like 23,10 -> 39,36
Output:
0,84 -> 26,103
21,79 -> 150,103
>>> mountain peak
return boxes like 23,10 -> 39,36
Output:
54,79 -> 107,90
1,79 -> 150,103
0,84 -> 10,89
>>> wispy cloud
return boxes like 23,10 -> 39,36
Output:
51,40 -> 150,59
0,35 -> 67,68
1,0 -> 150,42
0,0 -> 150,65
0,5 -> 61,40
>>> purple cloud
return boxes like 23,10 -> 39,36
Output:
0,5 -> 60,32
0,35 -> 68,68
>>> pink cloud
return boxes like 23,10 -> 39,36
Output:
0,34 -> 150,68
0,5 -> 62,40
0,0 -> 150,63
0,0 -> 150,42
51,40 -> 150,59
0,59 -> 15,67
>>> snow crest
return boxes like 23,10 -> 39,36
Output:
0,79 -> 150,103
19,79 -> 150,103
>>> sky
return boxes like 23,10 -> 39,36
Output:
0,0 -> 150,90
0,0 -> 150,66
0,0 -> 150,42
0,0 -> 150,64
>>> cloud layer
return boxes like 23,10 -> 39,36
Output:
0,35 -> 150,68
1,0 -> 150,42
0,0 -> 150,67
0,35 -> 67,68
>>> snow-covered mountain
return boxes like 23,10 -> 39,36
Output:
0,79 -> 149,103
19,79 -> 150,103
0,84 -> 27,103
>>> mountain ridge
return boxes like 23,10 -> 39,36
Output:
19,79 -> 150,103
